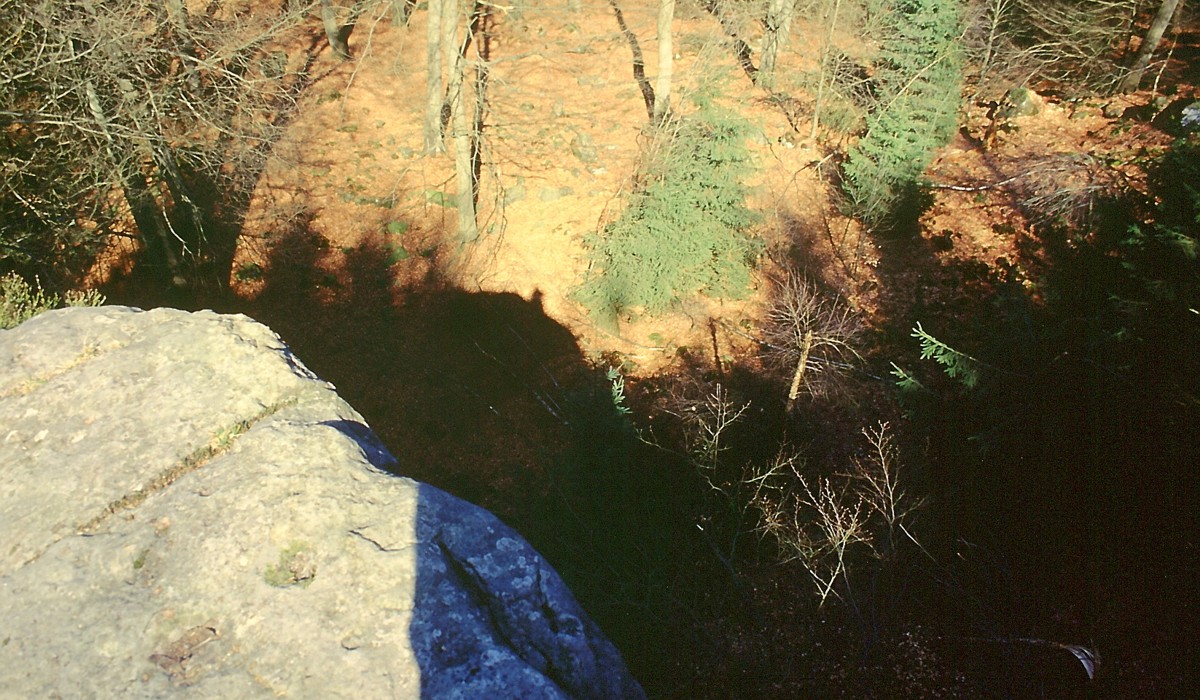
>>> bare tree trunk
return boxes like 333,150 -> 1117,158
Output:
701,0 -> 756,79
786,330 -> 814,412
810,0 -> 843,141
83,80 -> 182,287
443,0 -> 477,241
393,0 -> 415,26
441,0 -> 458,131
452,93 -> 478,242
321,0 -> 351,60
653,0 -> 674,123
152,139 -> 209,268
977,0 -> 1013,91
759,0 -> 795,89
121,167 -> 184,287
608,0 -> 655,120
470,2 -> 492,209
1119,0 -> 1183,92
424,0 -> 445,154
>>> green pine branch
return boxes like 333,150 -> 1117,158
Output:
912,322 -> 982,389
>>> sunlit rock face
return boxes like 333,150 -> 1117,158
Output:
0,306 -> 643,699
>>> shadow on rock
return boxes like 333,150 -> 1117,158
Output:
244,222 -> 700,696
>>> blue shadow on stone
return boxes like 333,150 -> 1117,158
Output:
322,419 -> 645,699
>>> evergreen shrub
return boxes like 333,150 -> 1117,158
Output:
575,96 -> 761,329
843,0 -> 964,232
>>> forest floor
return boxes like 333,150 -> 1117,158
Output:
230,0 -> 1182,373
95,1 -> 1198,697
232,1 -> 796,374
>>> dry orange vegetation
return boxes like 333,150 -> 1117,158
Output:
231,1 -> 846,373
228,2 -> 1185,376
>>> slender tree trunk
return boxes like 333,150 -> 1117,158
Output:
1119,0 -> 1183,92
83,80 -> 182,287
452,90 -> 478,242
810,0 -> 843,141
702,0 -> 756,79
443,0 -> 477,241
759,0 -> 795,89
441,0 -> 459,131
653,0 -> 674,123
393,0 -> 415,26
424,0 -> 445,154
121,166 -> 184,287
977,0 -> 1012,90
471,3 -> 491,205
321,0 -> 351,60
151,139 -> 212,281
786,330 -> 814,412
608,0 -> 655,120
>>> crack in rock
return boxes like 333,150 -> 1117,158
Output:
76,398 -> 298,535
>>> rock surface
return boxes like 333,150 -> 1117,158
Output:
0,306 -> 643,699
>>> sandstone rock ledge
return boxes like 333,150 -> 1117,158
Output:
0,306 -> 644,699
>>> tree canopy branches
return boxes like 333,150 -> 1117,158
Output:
0,0 -> 318,288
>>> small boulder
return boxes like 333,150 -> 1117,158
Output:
1001,87 -> 1042,118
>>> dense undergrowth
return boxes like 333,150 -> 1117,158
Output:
575,92 -> 761,330
562,138 -> 1196,699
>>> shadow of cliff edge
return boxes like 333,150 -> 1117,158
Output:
240,223 -> 687,697
321,418 -> 645,699
408,479 -> 645,699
